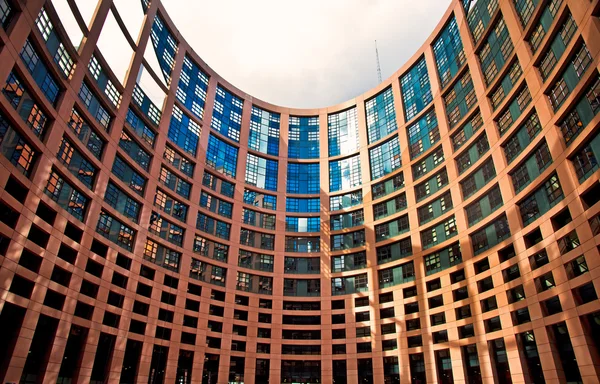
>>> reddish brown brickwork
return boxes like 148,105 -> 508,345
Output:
1,0 -> 600,383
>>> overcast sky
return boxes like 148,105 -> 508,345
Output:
161,0 -> 451,108
55,0 -> 451,109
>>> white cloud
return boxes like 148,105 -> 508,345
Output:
162,0 -> 451,108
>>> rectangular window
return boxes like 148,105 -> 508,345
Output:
245,153 -> 278,191
407,109 -> 439,159
177,55 -> 209,120
369,137 -> 402,180
96,210 -> 135,251
287,163 -> 320,194
45,169 -> 88,221
446,71 -> 477,129
289,116 -> 319,159
478,18 -> 513,85
365,87 -> 397,143
211,85 -> 243,141
328,107 -> 359,156
0,111 -> 38,176
433,16 -> 466,88
206,134 -> 238,178
168,105 -> 201,156
249,106 -> 280,156
57,137 -> 97,189
329,155 -> 361,192
400,56 -> 433,121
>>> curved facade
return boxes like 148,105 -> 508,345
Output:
1,0 -> 600,383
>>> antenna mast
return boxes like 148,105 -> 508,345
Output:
375,40 -> 382,83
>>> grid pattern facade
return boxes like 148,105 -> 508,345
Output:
1,0 -> 600,383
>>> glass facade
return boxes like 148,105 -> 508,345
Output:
168,105 -> 201,156
407,109 -> 439,159
245,153 -> 278,191
433,16 -> 466,88
287,163 -> 320,194
211,85 -> 243,142
3,2 -> 600,383
366,87 -> 397,143
328,107 -> 359,156
329,155 -> 361,192
249,106 -> 280,156
369,137 -> 402,180
149,15 -> 178,84
288,116 -> 319,159
400,56 -> 433,121
206,134 -> 238,178
177,55 -> 209,120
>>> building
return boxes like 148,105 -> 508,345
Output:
0,0 -> 600,382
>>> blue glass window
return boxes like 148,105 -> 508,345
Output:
111,155 -> 145,195
287,163 -> 320,194
400,56 -> 433,122
126,108 -> 156,147
288,116 -> 319,159
244,189 -> 277,210
34,8 -> 75,79
87,55 -> 122,108
177,55 -> 209,120
245,153 -> 278,191
1,0 -> 13,29
168,105 -> 201,156
285,217 -> 321,232
67,108 -> 105,160
286,198 -> 320,213
132,83 -> 162,126
119,131 -> 151,171
78,82 -> 111,130
329,155 -> 362,192
150,15 -> 178,84
249,106 -> 280,155
159,167 -> 191,199
211,85 -> 243,142
407,109 -> 439,159
328,107 -> 359,156
206,134 -> 238,178
366,87 -> 397,144
369,137 -> 401,180
433,16 -> 466,88
19,39 -> 60,105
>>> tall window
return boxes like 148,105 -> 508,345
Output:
329,155 -> 362,192
369,137 -> 401,180
211,85 -> 243,141
328,107 -> 359,156
407,109 -> 439,158
287,163 -> 320,194
206,134 -> 238,178
245,153 -> 278,191
177,55 -> 209,120
249,106 -> 280,155
149,15 -> 178,84
400,57 -> 433,121
288,116 -> 319,159
433,16 -> 466,88
168,105 -> 200,156
366,87 -> 397,143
